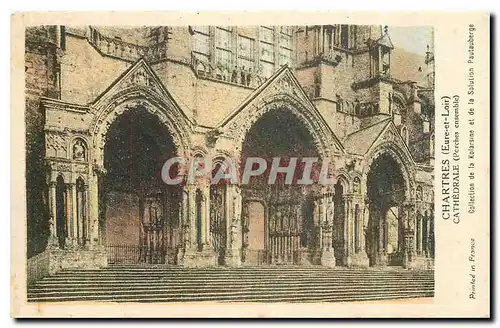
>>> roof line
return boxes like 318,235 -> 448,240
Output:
90,57 -> 194,126
90,57 -> 145,105
343,117 -> 392,142
216,65 -> 289,128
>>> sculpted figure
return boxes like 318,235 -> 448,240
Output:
232,187 -> 242,224
326,199 -> 335,226
73,140 -> 86,161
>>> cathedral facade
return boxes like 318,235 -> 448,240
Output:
25,25 -> 435,275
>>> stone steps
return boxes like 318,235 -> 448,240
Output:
28,266 -> 434,303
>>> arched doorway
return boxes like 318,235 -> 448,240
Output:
101,106 -> 181,264
240,108 -> 321,265
366,153 -> 407,266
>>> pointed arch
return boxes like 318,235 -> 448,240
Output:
217,67 -> 344,162
335,173 -> 351,193
365,142 -> 415,200
88,59 -> 193,167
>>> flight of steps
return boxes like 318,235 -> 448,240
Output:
28,266 -> 434,303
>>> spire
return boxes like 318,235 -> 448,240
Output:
374,25 -> 394,49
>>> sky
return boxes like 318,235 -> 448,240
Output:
388,26 -> 434,55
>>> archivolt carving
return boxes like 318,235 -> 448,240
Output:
270,74 -> 299,97
224,93 -> 339,162
190,146 -> 209,158
123,66 -> 159,89
391,90 -> 408,107
90,88 -> 192,166
365,141 -> 416,200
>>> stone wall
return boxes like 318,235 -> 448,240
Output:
60,33 -> 131,104
25,26 -> 60,257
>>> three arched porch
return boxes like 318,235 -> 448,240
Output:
42,65 -> 433,270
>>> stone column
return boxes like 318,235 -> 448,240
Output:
417,212 -> 423,255
351,199 -> 369,268
177,186 -> 189,261
202,184 -> 211,248
349,199 -> 355,255
65,183 -> 73,248
199,186 -> 206,250
376,206 -> 387,266
319,195 -> 335,268
85,165 -> 107,267
343,195 -> 353,267
181,184 -> 217,267
424,212 -> 431,257
84,184 -> 90,247
89,165 -> 103,248
188,186 -> 197,251
342,195 -> 348,264
315,199 -> 322,250
48,181 -> 58,248
362,202 -> 370,255
402,201 -> 416,268
224,184 -> 242,267
409,203 -> 417,258
355,203 -> 362,252
70,182 -> 79,246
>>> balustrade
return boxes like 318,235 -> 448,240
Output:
191,52 -> 266,89
88,27 -> 167,62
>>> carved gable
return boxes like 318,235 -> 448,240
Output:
85,58 -> 193,165
91,59 -> 178,112
217,66 -> 344,156
368,120 -> 415,165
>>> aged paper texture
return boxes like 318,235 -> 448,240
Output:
11,12 -> 490,318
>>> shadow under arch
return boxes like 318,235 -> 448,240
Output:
91,90 -> 192,168
365,151 -> 408,267
239,106 -> 322,265
101,105 -> 182,265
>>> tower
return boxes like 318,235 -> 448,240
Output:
25,26 -> 62,256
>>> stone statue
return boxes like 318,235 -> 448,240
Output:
145,195 -> 162,225
326,200 -> 335,226
363,205 -> 370,229
353,177 -> 360,193
232,186 -> 242,224
416,187 -> 423,201
230,224 -> 239,247
73,140 -> 86,161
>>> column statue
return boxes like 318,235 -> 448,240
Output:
47,181 -> 58,248
319,195 -> 335,268
224,185 -> 242,267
